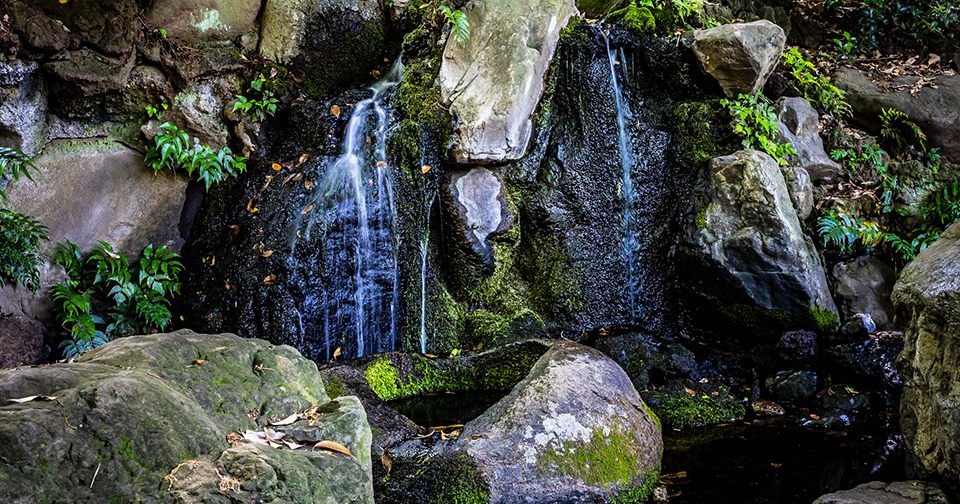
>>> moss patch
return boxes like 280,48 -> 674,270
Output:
810,305 -> 839,330
644,392 -> 745,429
375,452 -> 489,504
607,6 -> 656,33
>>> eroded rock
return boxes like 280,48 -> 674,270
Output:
0,315 -> 50,369
0,59 -> 46,155
145,0 -> 262,45
834,255 -> 897,331
447,167 -> 513,265
774,96 -> 841,181
439,0 -> 579,163
813,480 -> 949,504
683,20 -> 786,98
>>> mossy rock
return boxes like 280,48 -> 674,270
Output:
0,330 -> 374,503
607,6 -> 656,33
642,391 -> 746,429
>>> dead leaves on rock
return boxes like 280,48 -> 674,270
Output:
6,395 -> 59,403
233,426 -> 355,459
410,424 -> 464,441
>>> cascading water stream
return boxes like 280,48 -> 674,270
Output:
419,236 -> 428,354
298,59 -> 405,358
605,34 -> 640,323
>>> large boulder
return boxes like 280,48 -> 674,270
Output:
684,150 -> 838,328
0,315 -> 50,368
834,68 -> 960,164
145,0 -> 262,46
774,96 -> 841,181
259,0 -> 388,97
683,20 -> 786,98
0,141 -> 187,323
833,255 -> 897,331
0,330 -> 374,503
439,0 -> 579,163
894,221 -> 960,490
378,341 -> 662,503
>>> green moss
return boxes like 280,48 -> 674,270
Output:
696,208 -> 708,229
642,400 -> 662,432
430,456 -> 489,504
673,101 -> 727,166
607,7 -> 656,33
614,470 -> 661,504
119,435 -> 139,464
375,452 -> 489,504
646,393 -> 745,430
364,357 -> 402,400
537,426 -> 658,499
325,377 -> 343,400
304,22 -> 386,97
810,305 -> 839,330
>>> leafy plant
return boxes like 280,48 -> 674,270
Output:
438,5 -> 470,44
145,103 -> 168,121
880,108 -> 927,154
52,240 -> 183,357
832,32 -> 858,61
233,77 -> 279,123
781,48 -> 851,118
720,93 -> 797,165
0,147 -> 49,293
671,0 -> 704,23
145,123 -> 247,191
817,210 -> 884,252
856,0 -> 959,51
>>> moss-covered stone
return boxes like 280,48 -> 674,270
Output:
810,305 -> 840,330
643,391 -> 746,429
607,6 -> 657,33
375,451 -> 489,504
673,101 -> 730,166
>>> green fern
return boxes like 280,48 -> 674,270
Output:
720,93 -> 797,165
880,108 -> 926,153
438,5 -> 470,44
782,48 -> 852,118
817,210 -> 882,251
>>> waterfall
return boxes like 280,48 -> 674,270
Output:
605,35 -> 640,324
419,236 -> 428,354
298,59 -> 405,358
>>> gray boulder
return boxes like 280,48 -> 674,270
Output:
812,480 -> 949,504
0,59 -> 46,156
833,255 -> 897,331
841,313 -> 877,335
774,96 -> 841,181
0,330 -> 374,503
687,150 -> 838,325
767,370 -> 817,402
0,141 -> 187,324
683,20 -> 786,98
439,0 -> 579,163
456,342 -> 662,503
834,67 -> 960,163
781,165 -> 813,220
166,74 -> 242,149
259,0 -> 388,96
894,221 -> 960,489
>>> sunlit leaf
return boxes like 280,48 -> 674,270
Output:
332,347 -> 342,359
301,204 -> 314,214
272,163 -> 282,171
331,105 -> 341,117
421,165 -> 431,173
298,153 -> 310,165
262,250 -> 274,258
381,448 -> 393,474
377,161 -> 387,168
263,275 -> 276,284
313,440 -> 354,459
269,413 -> 300,426
6,395 -> 58,403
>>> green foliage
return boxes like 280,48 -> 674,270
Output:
880,108 -> 927,154
52,240 -> 183,357
144,103 -> 168,121
0,209 -> 49,293
233,77 -> 279,123
781,48 -> 851,118
0,147 -> 48,293
719,93 -> 796,165
817,210 -> 884,252
830,142 -> 898,212
438,6 -> 470,44
670,0 -> 704,23
832,32 -> 858,61
144,123 -> 246,191
855,0 -> 959,51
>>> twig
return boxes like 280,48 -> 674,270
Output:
90,462 -> 101,488
64,415 -> 77,430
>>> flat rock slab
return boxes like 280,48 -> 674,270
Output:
440,0 -> 578,163
813,480 -> 949,504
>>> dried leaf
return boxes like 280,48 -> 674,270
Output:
270,67 -> 278,78
929,54 -> 941,66
684,387 -> 695,395
269,413 -> 301,426
264,428 -> 286,441
262,250 -> 274,258
421,165 -> 431,174
331,105 -> 341,117
263,275 -> 276,285
381,448 -> 393,474
332,347 -> 342,359
283,439 -> 304,450
192,359 -> 206,365
304,180 -> 315,190
810,414 -> 820,420
698,378 -> 708,383
411,428 -> 436,439
272,162 -> 283,171
226,432 -> 242,445
298,153 -> 310,165
423,353 -> 437,358
247,199 -> 255,211
6,395 -> 58,403
301,204 -> 314,214
282,173 -> 297,186
314,440 -> 354,459
377,161 -> 387,168
474,342 -> 483,350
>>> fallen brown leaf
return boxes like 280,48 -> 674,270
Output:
331,105 -> 341,117
263,275 -> 276,285
314,440 -> 354,459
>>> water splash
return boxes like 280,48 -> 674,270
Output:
605,35 -> 640,323
297,59 -> 405,358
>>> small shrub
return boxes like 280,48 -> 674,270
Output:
880,108 -> 927,155
144,123 -> 246,191
720,93 -> 796,165
782,48 -> 851,118
52,240 -> 183,357
233,77 -> 279,123
438,6 -> 470,44
0,146 -> 48,293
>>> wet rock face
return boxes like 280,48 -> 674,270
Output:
0,330 -> 374,503
684,149 -> 838,326
0,315 -> 50,368
834,255 -> 897,331
7,0 -> 141,56
446,167 -> 513,265
683,20 -> 786,98
439,0 -> 579,163
144,0 -> 263,46
457,342 -> 662,503
834,68 -> 960,164
774,96 -> 841,181
576,0 -> 627,18
0,60 -> 46,155
777,329 -> 818,362
259,0 -> 388,97
893,221 -> 960,489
